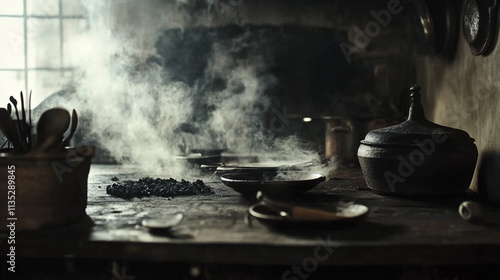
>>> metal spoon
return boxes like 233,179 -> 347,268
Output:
62,109 -> 78,147
33,108 -> 71,153
142,212 -> 184,230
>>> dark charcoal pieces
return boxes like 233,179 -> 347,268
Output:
106,177 -> 214,199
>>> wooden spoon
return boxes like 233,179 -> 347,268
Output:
256,191 -> 368,221
33,108 -> 71,153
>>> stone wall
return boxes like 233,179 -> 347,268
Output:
108,0 -> 415,118
417,1 -> 500,202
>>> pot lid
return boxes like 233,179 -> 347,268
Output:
361,85 -> 475,147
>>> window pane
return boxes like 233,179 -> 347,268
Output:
27,19 -> 60,68
27,0 -> 59,16
62,19 -> 88,67
62,0 -> 86,16
0,71 -> 25,104
0,1 -> 23,15
0,18 -> 24,68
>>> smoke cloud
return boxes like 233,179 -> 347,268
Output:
35,0 -> 326,178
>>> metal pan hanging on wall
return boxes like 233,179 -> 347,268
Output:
411,0 -> 459,55
463,0 -> 498,55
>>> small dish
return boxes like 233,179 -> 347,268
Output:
220,171 -> 325,198
248,203 -> 369,229
142,212 -> 184,230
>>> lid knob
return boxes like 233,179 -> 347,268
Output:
360,84 -> 476,147
408,84 -> 426,121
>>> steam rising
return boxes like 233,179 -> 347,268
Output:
39,0 -> 327,178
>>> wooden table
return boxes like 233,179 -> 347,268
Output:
9,164 -> 500,279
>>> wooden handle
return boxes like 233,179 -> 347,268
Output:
291,207 -> 346,221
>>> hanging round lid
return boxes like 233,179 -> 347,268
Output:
361,85 -> 475,147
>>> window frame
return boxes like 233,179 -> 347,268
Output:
0,0 -> 88,93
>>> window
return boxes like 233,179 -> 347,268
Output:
0,0 -> 88,106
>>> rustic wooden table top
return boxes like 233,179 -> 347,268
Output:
16,164 -> 500,266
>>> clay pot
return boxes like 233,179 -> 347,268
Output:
357,85 -> 478,196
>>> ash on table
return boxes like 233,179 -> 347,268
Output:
106,177 -> 214,199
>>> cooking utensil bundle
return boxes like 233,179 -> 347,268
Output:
0,92 -> 78,155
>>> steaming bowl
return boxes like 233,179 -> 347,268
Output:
220,171 -> 325,198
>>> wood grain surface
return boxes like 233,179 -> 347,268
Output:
13,164 -> 500,266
